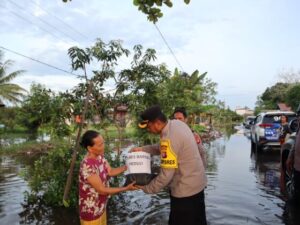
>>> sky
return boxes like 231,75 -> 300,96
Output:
1,0 -> 300,110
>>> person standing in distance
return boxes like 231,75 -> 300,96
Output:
173,107 -> 207,168
132,105 -> 207,225
279,115 -> 290,145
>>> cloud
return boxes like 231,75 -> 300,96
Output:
13,74 -> 80,92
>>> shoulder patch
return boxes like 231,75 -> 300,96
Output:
160,139 -> 178,169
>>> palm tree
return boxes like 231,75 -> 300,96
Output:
0,50 -> 26,104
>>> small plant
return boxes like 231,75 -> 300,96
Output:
23,141 -> 81,207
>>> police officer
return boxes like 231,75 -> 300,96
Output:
132,105 -> 207,225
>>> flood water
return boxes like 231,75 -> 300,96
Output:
1,129 -> 300,225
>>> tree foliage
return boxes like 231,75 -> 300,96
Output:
255,82 -> 292,111
285,83 -> 300,111
115,45 -> 218,118
116,44 -> 170,115
18,84 -> 53,133
0,106 -> 19,130
133,0 -> 191,23
0,50 -> 26,104
62,0 -> 191,23
157,69 -> 217,116
67,39 -> 130,129
255,70 -> 300,113
18,84 -> 72,136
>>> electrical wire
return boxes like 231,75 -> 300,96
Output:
0,45 -> 81,77
29,0 -> 90,42
7,0 -> 79,43
0,46 -> 119,94
3,1 -> 186,88
7,9 -> 64,41
154,23 -> 185,72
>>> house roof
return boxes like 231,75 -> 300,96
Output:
235,107 -> 253,111
277,103 -> 292,111
115,105 -> 128,112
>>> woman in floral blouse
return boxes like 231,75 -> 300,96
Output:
79,130 -> 137,225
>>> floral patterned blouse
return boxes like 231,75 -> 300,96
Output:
79,155 -> 109,221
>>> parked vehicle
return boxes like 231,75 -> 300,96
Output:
250,111 -> 297,152
243,116 -> 256,129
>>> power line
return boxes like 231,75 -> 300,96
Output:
7,0 -> 79,43
0,46 -> 81,77
29,0 -> 91,42
154,23 -> 184,72
7,9 -> 64,41
0,46 -> 123,94
3,1 -> 185,83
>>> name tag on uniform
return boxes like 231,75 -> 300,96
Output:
160,139 -> 178,169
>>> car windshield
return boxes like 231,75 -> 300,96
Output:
262,114 -> 296,124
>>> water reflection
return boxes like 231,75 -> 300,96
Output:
19,203 -> 80,225
250,145 -> 300,225
108,191 -> 170,225
250,147 -> 281,193
0,156 -> 29,225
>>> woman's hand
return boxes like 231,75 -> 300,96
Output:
135,185 -> 144,190
121,165 -> 127,173
126,182 -> 139,191
130,147 -> 143,152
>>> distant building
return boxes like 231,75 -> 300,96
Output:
235,107 -> 254,116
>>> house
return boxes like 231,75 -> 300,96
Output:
277,103 -> 292,111
235,107 -> 254,116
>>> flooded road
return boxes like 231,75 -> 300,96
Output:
1,130 -> 300,224
206,133 -> 283,225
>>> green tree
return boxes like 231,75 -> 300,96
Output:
115,45 -> 218,121
158,69 -> 217,116
0,106 -> 19,130
18,84 -> 53,133
63,38 -> 130,204
43,93 -> 73,137
116,44 -> 170,115
285,83 -> 300,111
67,38 -> 130,125
0,50 -> 26,104
255,82 -> 292,111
